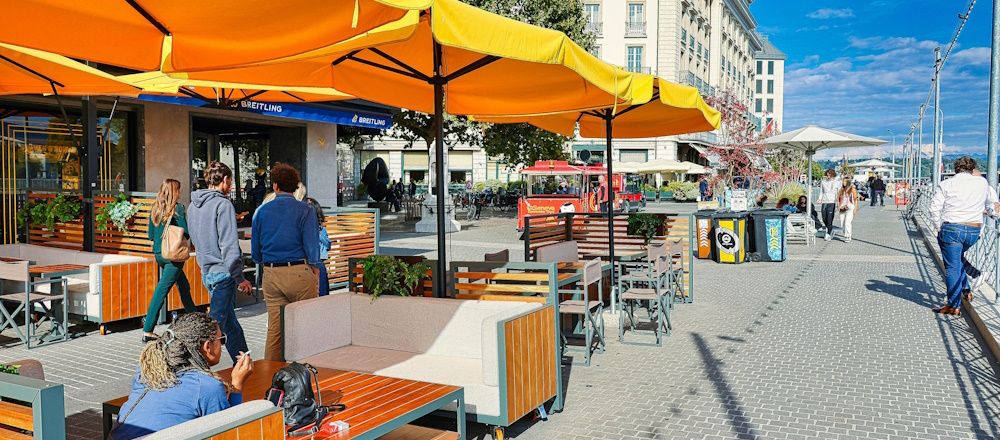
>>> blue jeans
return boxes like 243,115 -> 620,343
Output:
313,263 -> 329,296
871,190 -> 884,206
202,272 -> 249,363
937,224 -> 981,309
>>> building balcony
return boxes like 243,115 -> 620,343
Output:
626,65 -> 652,74
625,21 -> 646,37
585,21 -> 602,37
677,131 -> 717,145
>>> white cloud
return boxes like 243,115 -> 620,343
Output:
807,8 -> 854,19
949,47 -> 991,67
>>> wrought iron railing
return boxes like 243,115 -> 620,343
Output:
625,21 -> 646,37
909,188 -> 1000,303
585,21 -> 602,36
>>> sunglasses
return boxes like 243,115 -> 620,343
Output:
211,334 -> 228,345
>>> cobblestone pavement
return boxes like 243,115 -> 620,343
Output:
2,202 -> 998,439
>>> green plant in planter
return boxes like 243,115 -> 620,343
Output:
0,364 -> 19,375
627,213 -> 664,246
360,255 -> 430,302
17,196 -> 81,231
356,182 -> 368,195
96,194 -> 139,232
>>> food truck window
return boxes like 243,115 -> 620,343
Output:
529,174 -> 583,195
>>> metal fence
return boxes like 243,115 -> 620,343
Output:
908,188 -> 1000,303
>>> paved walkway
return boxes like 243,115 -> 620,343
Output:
1,203 -> 998,439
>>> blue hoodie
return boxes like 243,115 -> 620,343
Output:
187,189 -> 245,284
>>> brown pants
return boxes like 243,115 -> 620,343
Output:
262,265 -> 318,361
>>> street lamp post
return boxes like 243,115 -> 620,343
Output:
933,47 -> 943,192
887,129 -> 895,181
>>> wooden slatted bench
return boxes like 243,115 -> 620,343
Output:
0,373 -> 65,439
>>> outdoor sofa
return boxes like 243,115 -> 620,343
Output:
137,400 -> 283,440
282,292 -> 559,433
0,244 -> 152,329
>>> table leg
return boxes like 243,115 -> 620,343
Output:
102,403 -> 115,440
456,391 -> 466,440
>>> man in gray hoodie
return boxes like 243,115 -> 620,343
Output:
187,161 -> 251,364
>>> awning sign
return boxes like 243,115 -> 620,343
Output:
132,95 -> 392,129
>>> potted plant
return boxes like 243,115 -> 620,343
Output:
627,213 -> 665,247
96,194 -> 140,232
660,185 -> 672,200
0,364 -> 19,375
359,255 -> 430,301
643,184 -> 658,200
16,195 -> 82,231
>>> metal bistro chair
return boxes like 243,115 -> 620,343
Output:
0,261 -> 69,348
558,258 -> 605,366
667,239 -> 688,305
618,242 -> 673,346
484,249 -> 509,262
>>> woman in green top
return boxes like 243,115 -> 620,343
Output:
143,179 -> 197,343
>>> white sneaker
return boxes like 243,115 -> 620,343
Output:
845,237 -> 851,243
970,275 -> 986,294
824,233 -> 831,241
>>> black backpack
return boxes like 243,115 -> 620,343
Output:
268,362 -> 345,436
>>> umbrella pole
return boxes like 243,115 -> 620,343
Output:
605,115 -> 616,296
434,42 -> 447,298
807,153 -> 813,247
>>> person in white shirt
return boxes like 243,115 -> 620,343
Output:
819,169 -> 840,241
836,177 -> 859,242
929,156 -> 1000,315
962,169 -> 1000,295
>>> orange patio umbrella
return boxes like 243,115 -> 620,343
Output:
0,0 -> 431,71
120,71 -> 352,104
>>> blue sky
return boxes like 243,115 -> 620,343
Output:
750,0 -> 993,159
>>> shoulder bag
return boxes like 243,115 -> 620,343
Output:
160,218 -> 191,262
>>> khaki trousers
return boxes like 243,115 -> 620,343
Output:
262,265 -> 318,361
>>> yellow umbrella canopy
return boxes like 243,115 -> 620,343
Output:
170,0 -> 639,116
120,72 -> 351,104
480,76 -> 720,137
0,0 -> 430,71
0,43 -> 139,96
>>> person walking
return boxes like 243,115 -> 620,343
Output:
141,179 -> 197,343
870,174 -> 886,207
305,197 -> 331,296
597,175 -> 610,212
251,163 -> 320,361
699,175 -> 709,202
929,156 -> 1000,315
836,176 -> 859,242
188,162 -> 252,365
819,169 -> 840,241
408,180 -> 417,198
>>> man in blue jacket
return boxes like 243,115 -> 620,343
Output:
252,163 -> 320,361
187,161 -> 251,364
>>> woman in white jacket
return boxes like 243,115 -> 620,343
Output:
819,169 -> 840,241
837,177 -> 859,242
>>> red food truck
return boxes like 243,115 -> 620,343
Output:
517,161 -> 626,229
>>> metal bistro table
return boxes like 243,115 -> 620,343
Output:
27,264 -> 87,343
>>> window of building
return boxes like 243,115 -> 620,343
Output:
627,46 -> 643,72
584,3 -> 600,23
756,60 -> 762,74
697,42 -> 702,56
590,45 -> 600,57
755,99 -> 762,113
767,80 -> 774,94
756,80 -> 762,94
766,99 -> 773,112
721,55 -> 726,68
690,36 -> 695,47
768,61 -> 774,75
681,28 -> 687,43
627,3 -> 644,23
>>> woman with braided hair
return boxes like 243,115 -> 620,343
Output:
110,313 -> 253,439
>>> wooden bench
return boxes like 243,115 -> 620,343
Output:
0,373 -> 65,439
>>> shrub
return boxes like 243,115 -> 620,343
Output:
359,255 -> 429,302
627,213 -> 664,245
644,184 -> 657,192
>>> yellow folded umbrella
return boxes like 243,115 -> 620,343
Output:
0,0 -> 430,71
0,43 -> 139,97
169,0 -> 639,116
120,72 -> 351,104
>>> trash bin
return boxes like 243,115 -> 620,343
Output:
712,211 -> 747,264
748,209 -> 789,262
693,210 -> 716,260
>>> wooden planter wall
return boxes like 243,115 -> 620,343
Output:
324,209 -> 380,289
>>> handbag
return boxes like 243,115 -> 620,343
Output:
269,362 -> 345,437
160,221 -> 191,262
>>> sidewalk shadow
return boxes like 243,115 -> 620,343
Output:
692,332 -> 758,440
864,276 -> 937,309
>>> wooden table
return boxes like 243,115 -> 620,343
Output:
103,360 -> 465,440
0,256 -> 35,265
28,264 -> 88,278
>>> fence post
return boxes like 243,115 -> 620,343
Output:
523,216 -> 532,261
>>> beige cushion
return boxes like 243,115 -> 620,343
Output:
302,345 -> 417,374
535,241 -> 578,263
350,294 -> 464,354
375,354 -> 501,417
283,293 -> 352,361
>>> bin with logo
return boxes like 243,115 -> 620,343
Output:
712,212 -> 747,264
693,210 -> 717,260
748,209 -> 789,262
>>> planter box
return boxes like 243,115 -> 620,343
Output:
643,190 -> 657,200
662,191 -> 674,200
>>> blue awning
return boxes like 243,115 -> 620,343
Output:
132,95 -> 392,129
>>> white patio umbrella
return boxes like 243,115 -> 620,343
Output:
680,161 -> 708,174
638,158 -> 688,173
612,161 -> 642,174
850,158 -> 900,168
762,125 -> 885,245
